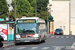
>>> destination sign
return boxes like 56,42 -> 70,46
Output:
17,19 -> 36,23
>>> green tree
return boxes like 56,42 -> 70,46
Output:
10,0 -> 49,21
28,0 -> 49,21
37,0 -> 49,13
10,0 -> 35,19
28,0 -> 35,16
28,0 -> 35,7
37,0 -> 49,21
0,0 -> 8,19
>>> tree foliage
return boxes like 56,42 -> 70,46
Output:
10,0 -> 35,20
37,0 -> 48,13
37,0 -> 49,21
28,0 -> 35,7
0,0 -> 8,19
10,0 -> 49,21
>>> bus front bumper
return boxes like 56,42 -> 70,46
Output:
15,37 -> 39,43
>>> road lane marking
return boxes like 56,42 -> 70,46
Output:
42,47 -> 50,49
65,46 -> 72,49
56,36 -> 59,38
66,36 -> 69,38
17,47 -> 26,49
54,47 -> 61,50
61,36 -> 64,38
71,42 -> 75,49
71,37 -> 74,38
31,47 -> 38,49
51,36 -> 54,38
54,46 -> 63,50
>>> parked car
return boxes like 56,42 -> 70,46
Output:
0,35 -> 3,47
54,29 -> 63,35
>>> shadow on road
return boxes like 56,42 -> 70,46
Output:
0,42 -> 3,48
15,41 -> 45,46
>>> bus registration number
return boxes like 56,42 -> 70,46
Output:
24,41 -> 30,42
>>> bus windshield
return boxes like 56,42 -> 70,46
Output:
16,23 -> 37,34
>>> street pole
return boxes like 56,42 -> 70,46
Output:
35,0 -> 37,17
47,8 -> 48,34
49,4 -> 52,34
14,0 -> 16,42
69,2 -> 71,35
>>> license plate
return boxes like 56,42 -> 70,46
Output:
57,32 -> 59,34
24,41 -> 30,42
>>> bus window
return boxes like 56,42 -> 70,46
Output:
38,23 -> 46,31
16,23 -> 37,34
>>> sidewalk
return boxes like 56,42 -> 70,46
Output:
2,41 -> 15,48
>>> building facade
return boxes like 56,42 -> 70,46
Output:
49,0 -> 75,35
70,0 -> 75,35
49,0 -> 70,35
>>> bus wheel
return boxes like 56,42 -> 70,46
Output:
43,36 -> 46,43
44,36 -> 46,40
38,37 -> 41,44
15,43 -> 19,45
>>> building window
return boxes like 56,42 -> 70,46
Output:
60,26 -> 62,29
63,26 -> 65,30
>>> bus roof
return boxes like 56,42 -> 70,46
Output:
21,17 -> 40,20
18,17 -> 45,23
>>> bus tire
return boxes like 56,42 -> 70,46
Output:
38,37 -> 41,44
43,36 -> 46,43
15,43 -> 19,45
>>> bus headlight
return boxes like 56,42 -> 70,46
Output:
33,34 -> 39,37
16,34 -> 21,40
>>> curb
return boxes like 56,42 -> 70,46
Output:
2,44 -> 15,48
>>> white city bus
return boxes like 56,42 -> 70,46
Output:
15,17 -> 47,44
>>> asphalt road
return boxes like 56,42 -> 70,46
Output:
0,35 -> 75,50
